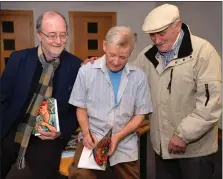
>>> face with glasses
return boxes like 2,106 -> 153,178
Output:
37,13 -> 67,60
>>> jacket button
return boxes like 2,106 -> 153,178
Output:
183,59 -> 185,61
175,61 -> 177,64
190,56 -> 192,58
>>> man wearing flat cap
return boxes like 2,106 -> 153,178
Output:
135,3 -> 222,179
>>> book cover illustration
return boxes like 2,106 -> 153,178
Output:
93,128 -> 112,170
32,98 -> 60,136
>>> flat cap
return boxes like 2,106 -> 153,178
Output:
142,4 -> 180,33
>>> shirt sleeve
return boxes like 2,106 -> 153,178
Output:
134,71 -> 153,115
68,66 -> 87,108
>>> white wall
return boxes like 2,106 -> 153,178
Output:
1,1 -> 156,61
156,1 -> 222,57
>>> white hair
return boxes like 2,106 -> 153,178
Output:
105,26 -> 136,50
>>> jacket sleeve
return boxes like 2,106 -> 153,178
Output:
175,41 -> 222,143
0,51 -> 21,120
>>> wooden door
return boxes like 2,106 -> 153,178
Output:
69,12 -> 116,60
0,10 -> 34,75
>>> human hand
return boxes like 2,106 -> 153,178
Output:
108,133 -> 121,156
81,56 -> 99,66
37,126 -> 61,140
83,133 -> 98,149
168,134 -> 186,154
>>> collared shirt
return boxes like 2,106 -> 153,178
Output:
69,55 -> 152,166
156,30 -> 184,69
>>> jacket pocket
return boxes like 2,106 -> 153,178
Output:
205,84 -> 210,106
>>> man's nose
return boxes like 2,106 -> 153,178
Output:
55,35 -> 62,43
113,58 -> 119,65
154,35 -> 162,45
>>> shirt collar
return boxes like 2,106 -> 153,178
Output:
92,55 -> 137,75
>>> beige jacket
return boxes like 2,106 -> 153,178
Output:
134,24 -> 222,159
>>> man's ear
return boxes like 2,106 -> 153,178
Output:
103,40 -> 107,53
176,20 -> 182,32
37,32 -> 42,42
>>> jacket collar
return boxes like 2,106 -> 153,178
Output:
144,23 -> 193,68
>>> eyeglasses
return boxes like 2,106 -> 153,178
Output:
40,31 -> 68,41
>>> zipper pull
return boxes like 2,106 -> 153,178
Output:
205,84 -> 210,106
167,69 -> 173,94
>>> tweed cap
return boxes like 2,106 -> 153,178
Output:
142,4 -> 180,33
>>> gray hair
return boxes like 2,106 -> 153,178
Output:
36,11 -> 68,32
105,26 -> 136,51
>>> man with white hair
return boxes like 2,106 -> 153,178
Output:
68,26 -> 152,179
135,3 -> 222,179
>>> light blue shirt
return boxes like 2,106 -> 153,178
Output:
108,69 -> 123,105
69,55 -> 153,166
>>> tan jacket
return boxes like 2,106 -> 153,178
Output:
134,24 -> 222,159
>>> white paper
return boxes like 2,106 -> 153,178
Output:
77,146 -> 105,170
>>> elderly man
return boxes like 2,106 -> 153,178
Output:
135,3 -> 222,179
1,11 -> 82,179
68,26 -> 152,179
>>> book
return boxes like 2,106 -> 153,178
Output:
32,98 -> 60,136
78,128 -> 112,170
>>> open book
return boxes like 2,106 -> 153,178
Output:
32,98 -> 60,136
78,128 -> 112,170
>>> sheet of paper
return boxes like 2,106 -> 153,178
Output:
77,146 -> 105,170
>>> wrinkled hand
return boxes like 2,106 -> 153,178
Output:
108,134 -> 121,156
83,133 -> 98,149
168,134 -> 186,154
37,126 -> 61,140
81,56 -> 99,66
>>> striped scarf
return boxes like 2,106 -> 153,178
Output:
15,45 -> 60,169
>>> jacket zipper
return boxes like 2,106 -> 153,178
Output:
167,69 -> 173,94
205,84 -> 210,106
160,143 -> 162,157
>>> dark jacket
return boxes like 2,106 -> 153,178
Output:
0,47 -> 82,138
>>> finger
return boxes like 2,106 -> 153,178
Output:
38,135 -> 53,140
83,138 -> 94,149
172,146 -> 180,154
87,138 -> 95,148
181,146 -> 186,153
174,146 -> 182,154
38,130 -> 53,137
92,135 -> 98,145
168,142 -> 173,153
108,143 -> 114,156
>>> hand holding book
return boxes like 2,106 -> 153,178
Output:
78,128 -> 112,170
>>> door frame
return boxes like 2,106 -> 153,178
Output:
69,11 -> 116,56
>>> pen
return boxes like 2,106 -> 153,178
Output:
89,128 -> 95,143
88,128 -> 95,158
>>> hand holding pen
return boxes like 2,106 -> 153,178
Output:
83,128 -> 97,149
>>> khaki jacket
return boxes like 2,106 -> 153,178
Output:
134,24 -> 222,159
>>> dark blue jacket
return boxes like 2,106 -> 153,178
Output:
0,47 -> 82,138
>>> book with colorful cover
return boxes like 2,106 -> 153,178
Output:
32,98 -> 60,136
78,128 -> 112,170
